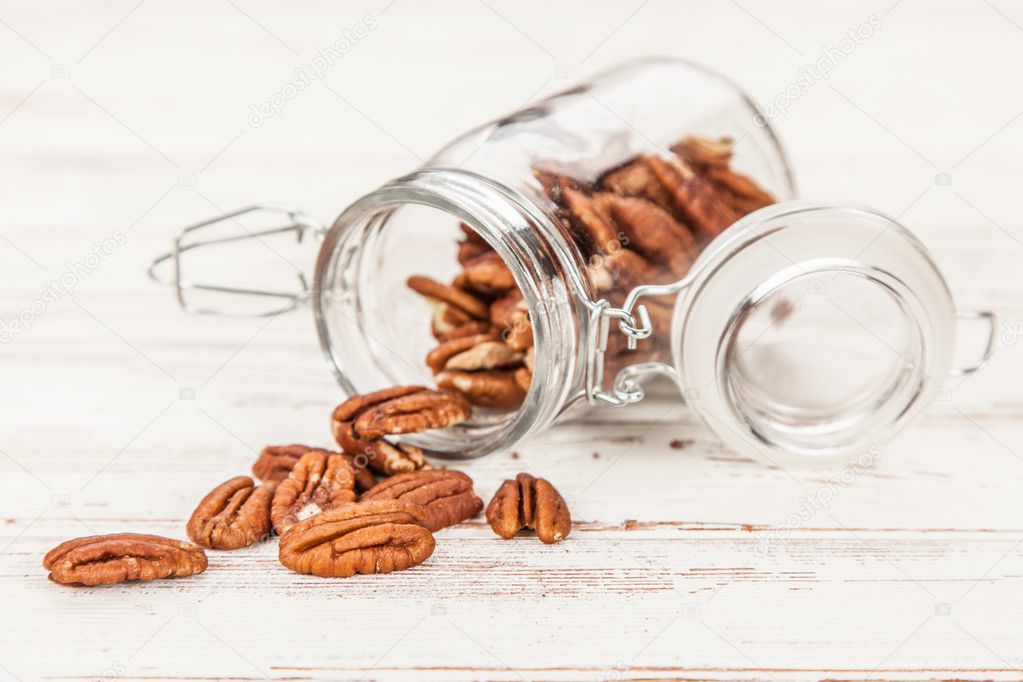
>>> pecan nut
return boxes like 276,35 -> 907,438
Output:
278,500 -> 435,578
460,251 -> 516,293
407,275 -> 489,320
426,333 -> 498,374
187,476 -> 275,550
44,533 -> 208,586
271,451 -> 357,533
361,470 -> 483,531
254,444 -> 376,491
486,473 -> 571,543
353,388 -> 472,441
435,369 -> 527,409
332,385 -> 426,453
442,340 -> 523,373
362,439 -> 431,477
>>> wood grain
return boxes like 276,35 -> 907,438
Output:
2,0 -> 1023,679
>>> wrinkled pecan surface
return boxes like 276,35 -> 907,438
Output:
332,385 -> 426,453
187,476 -> 275,550
278,500 -> 435,578
361,470 -> 483,531
44,533 -> 208,586
254,444 -> 375,491
353,389 -> 471,441
362,439 -> 431,477
486,473 -> 571,543
271,451 -> 357,533
435,369 -> 528,409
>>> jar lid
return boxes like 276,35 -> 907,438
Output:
671,202 -> 957,459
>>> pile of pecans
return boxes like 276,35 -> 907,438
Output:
43,387 -> 571,586
43,137 -> 773,586
405,136 -> 776,398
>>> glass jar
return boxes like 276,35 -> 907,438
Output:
151,57 -> 995,461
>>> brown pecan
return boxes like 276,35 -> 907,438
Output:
270,451 -> 357,533
489,288 -> 523,329
671,135 -> 734,168
362,439 -> 431,477
460,251 -> 516,293
407,275 -> 489,320
644,155 -> 740,242
457,239 -> 493,266
353,389 -> 472,441
561,186 -> 619,256
503,308 -> 534,351
606,195 -> 697,276
43,534 -> 208,586
444,340 -> 523,372
514,366 -> 532,392
278,500 -> 435,578
254,444 -> 376,491
436,320 -> 497,343
600,158 -> 681,220
426,334 -> 498,374
486,473 -> 571,543
361,470 -> 483,531
187,476 -> 275,550
435,369 -> 527,409
332,385 -> 426,453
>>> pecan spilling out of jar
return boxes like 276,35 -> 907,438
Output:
278,500 -> 435,578
332,386 -> 470,476
254,444 -> 376,491
187,476 -> 275,550
44,533 -> 208,586
361,470 -> 483,532
270,450 -> 357,534
486,473 -> 572,544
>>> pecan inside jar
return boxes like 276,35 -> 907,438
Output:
360,470 -> 483,532
278,500 -> 435,578
270,450 -> 357,533
353,388 -> 472,441
43,533 -> 208,586
187,476 -> 275,550
486,473 -> 572,543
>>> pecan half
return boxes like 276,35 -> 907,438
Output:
362,439 -> 431,477
361,470 -> 483,532
503,308 -> 534,352
187,476 -> 275,550
486,473 -> 571,543
645,155 -> 740,241
561,186 -> 619,256
435,369 -> 527,409
444,340 -> 523,372
462,251 -> 516,292
270,451 -> 357,533
426,334 -> 498,374
332,385 -> 427,453
254,444 -> 376,491
278,500 -> 435,578
606,194 -> 697,276
407,275 -> 489,320
353,389 -> 472,441
436,320 -> 497,343
44,534 -> 208,586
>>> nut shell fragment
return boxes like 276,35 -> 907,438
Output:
361,470 -> 483,531
278,500 -> 435,578
187,476 -> 275,550
486,473 -> 571,543
44,533 -> 208,586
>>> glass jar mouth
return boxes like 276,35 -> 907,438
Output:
312,169 -> 582,458
672,201 -> 958,459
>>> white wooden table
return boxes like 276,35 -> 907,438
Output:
3,1 -> 1023,679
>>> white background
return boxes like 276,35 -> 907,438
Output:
2,1 -> 1022,680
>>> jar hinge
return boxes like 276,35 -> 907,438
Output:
584,277 -> 695,406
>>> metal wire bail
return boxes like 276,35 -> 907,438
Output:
148,205 -> 324,317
